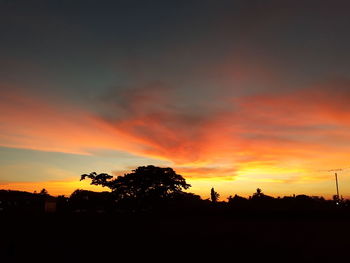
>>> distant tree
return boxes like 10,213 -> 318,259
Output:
69,189 -> 115,212
227,194 -> 247,203
81,165 -> 191,201
39,188 -> 49,196
254,188 -> 263,197
210,187 -> 220,203
333,194 -> 344,205
251,188 -> 275,202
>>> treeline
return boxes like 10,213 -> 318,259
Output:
1,188 -> 349,215
0,165 -> 349,216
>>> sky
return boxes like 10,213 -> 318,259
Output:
1,0 -> 350,199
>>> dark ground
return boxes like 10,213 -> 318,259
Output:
1,213 -> 350,262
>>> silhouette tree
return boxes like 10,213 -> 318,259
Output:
252,188 -> 263,199
227,194 -> 247,203
81,165 -> 191,201
39,188 -> 49,196
210,187 -> 220,203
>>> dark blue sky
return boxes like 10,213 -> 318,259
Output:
2,0 -> 349,99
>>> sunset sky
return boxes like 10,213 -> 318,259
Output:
1,0 -> 350,199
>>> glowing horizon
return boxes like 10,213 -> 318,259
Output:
1,1 -> 350,200
1,85 -> 349,200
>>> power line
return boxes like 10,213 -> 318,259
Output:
315,167 -> 349,202
317,167 -> 350,172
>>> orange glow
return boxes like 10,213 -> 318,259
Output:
0,179 -> 107,196
1,85 -> 350,198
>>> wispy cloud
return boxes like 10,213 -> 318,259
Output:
1,80 -> 350,186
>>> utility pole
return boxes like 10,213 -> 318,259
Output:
335,173 -> 340,202
318,167 -> 348,203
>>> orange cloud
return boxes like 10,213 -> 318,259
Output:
106,82 -> 350,164
0,88 -> 157,156
1,81 -> 350,192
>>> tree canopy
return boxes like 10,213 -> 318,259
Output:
81,165 -> 191,201
210,187 -> 220,203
